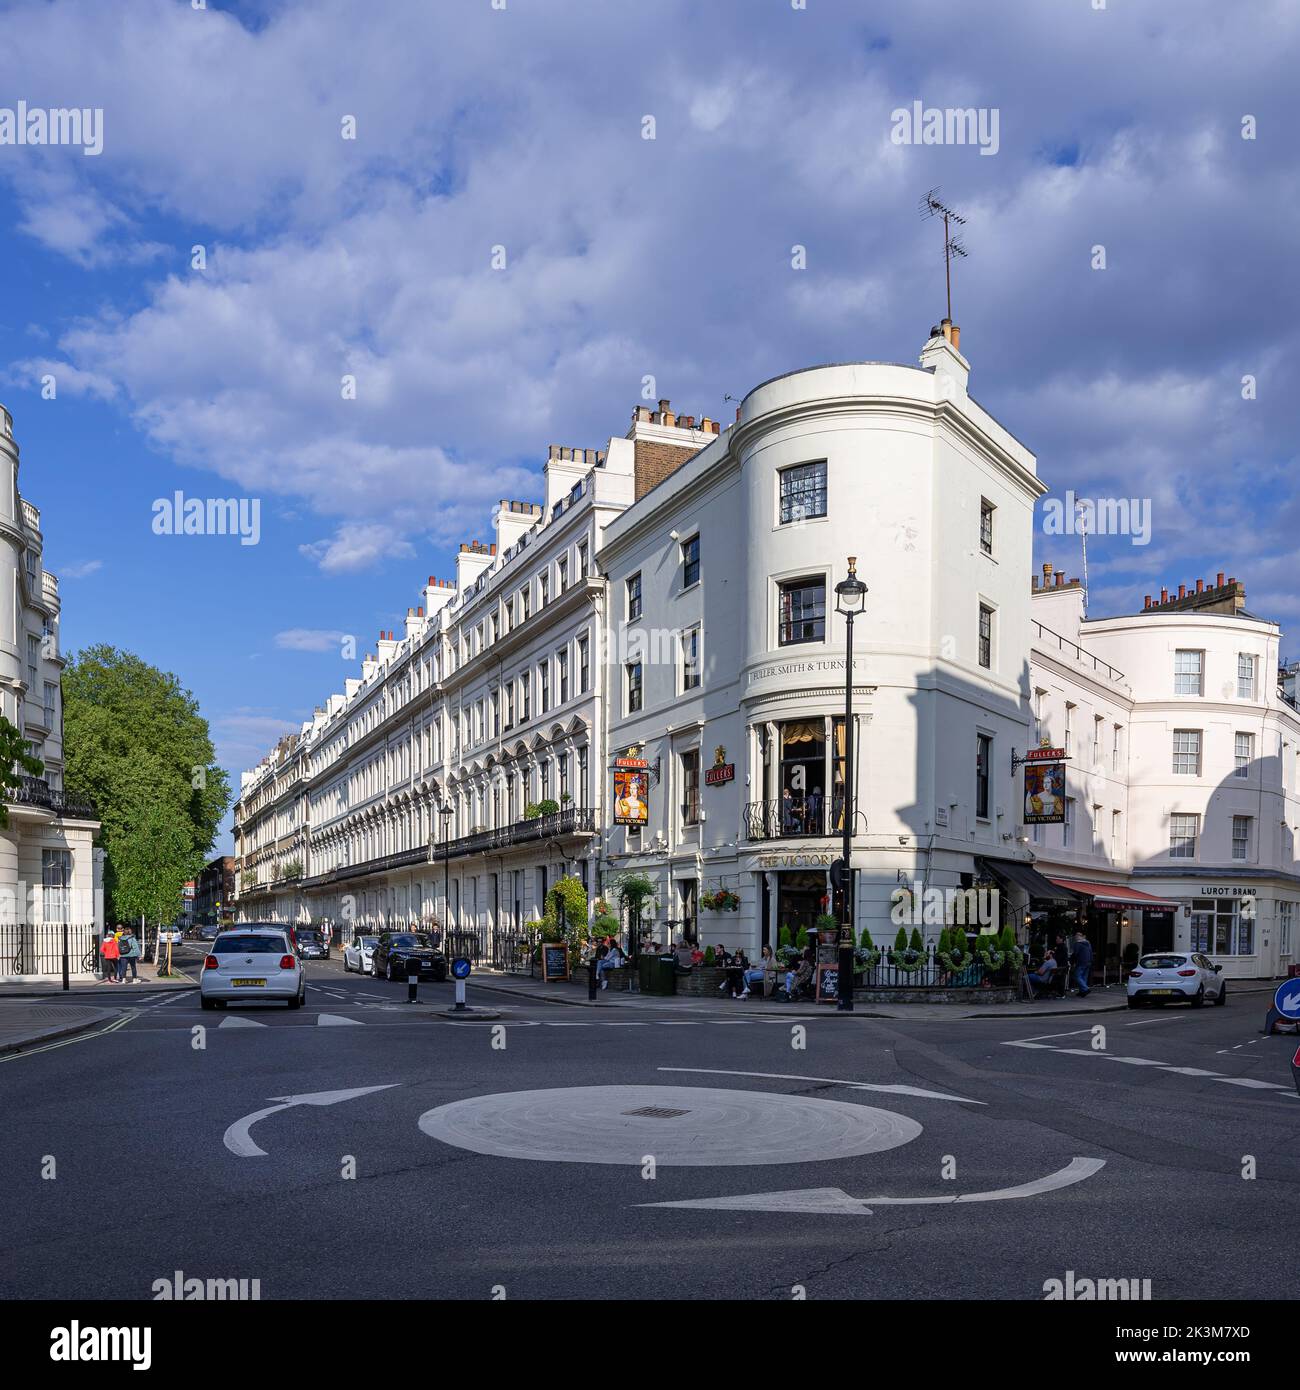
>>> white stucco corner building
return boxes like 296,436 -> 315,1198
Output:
0,401 -> 102,981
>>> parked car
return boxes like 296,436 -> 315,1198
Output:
342,934 -> 379,975
200,928 -> 305,1009
294,926 -> 330,960
196,923 -> 222,942
157,925 -> 183,947
372,932 -> 447,982
1127,952 -> 1227,1008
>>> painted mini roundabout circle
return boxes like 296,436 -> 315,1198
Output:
417,1085 -> 922,1167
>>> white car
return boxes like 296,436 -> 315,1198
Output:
200,927 -> 305,1010
1127,951 -> 1227,1009
342,934 -> 379,976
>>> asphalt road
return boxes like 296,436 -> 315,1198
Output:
3,944 -> 1296,1301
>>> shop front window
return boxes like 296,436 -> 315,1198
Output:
1189,897 -> 1255,956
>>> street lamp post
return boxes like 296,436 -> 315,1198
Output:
438,803 -> 455,948
833,556 -> 868,1012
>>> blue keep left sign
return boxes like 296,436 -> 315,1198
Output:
451,956 -> 472,980
1273,977 -> 1300,1018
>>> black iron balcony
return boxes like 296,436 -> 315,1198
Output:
744,795 -> 855,841
7,776 -> 97,821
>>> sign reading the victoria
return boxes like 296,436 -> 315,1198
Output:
1023,761 -> 1066,824
613,758 -> 649,827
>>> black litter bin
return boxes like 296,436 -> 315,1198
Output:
637,953 -> 677,996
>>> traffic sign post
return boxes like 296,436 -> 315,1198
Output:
1263,976 -> 1300,1035
451,956 -> 471,1012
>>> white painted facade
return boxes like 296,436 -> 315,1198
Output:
234,441 -> 636,941
599,333 -> 1047,952
0,402 -> 102,979
1028,574 -> 1300,979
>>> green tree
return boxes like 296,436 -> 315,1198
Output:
0,714 -> 45,829
62,646 -> 230,923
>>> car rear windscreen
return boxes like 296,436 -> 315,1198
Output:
1139,955 -> 1186,969
214,935 -> 288,954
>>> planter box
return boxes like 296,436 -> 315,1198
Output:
674,966 -> 732,997
854,987 -> 1018,1005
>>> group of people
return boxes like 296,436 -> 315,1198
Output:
98,926 -> 143,984
1023,929 -> 1094,999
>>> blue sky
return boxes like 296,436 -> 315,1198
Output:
1,0 -> 1296,851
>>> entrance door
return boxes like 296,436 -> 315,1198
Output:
1142,909 -> 1174,952
776,871 -> 826,940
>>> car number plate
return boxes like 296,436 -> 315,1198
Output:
1148,988 -> 1175,995
231,978 -> 266,987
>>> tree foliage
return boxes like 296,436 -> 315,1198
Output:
61,646 -> 230,923
0,714 -> 44,829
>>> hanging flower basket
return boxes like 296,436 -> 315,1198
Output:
700,888 -> 740,912
937,947 -> 974,974
854,947 -> 882,971
887,947 -> 926,973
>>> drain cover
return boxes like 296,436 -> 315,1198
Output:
622,1106 -> 690,1118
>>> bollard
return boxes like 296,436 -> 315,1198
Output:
836,941 -> 854,1012
588,956 -> 598,1001
61,923 -> 70,993
406,958 -> 420,1004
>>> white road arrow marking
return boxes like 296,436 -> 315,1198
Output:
218,1016 -> 268,1029
640,1157 -> 1105,1214
222,1085 -> 398,1158
657,1067 -> 982,1105
317,1013 -> 364,1026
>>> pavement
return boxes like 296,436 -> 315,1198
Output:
3,941 -> 1298,1301
467,966 -> 1279,1018
0,1001 -> 122,1056
0,956 -> 196,1000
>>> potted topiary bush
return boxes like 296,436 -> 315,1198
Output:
815,912 -> 839,946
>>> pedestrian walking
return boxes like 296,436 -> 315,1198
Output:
100,928 -> 120,983
1071,929 -> 1093,997
119,927 -> 140,982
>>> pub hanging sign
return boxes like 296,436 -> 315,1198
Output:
705,745 -> 734,787
613,757 -> 649,827
1023,760 -> 1066,824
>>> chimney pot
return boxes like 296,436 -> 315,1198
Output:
418,607 -> 424,617
658,399 -> 669,413
1228,576 -> 1236,587
950,324 -> 961,351
1032,576 -> 1039,591
1144,595 -> 1151,609
735,406 -> 742,422
1196,578 -> 1204,593
1055,572 -> 1063,587
1042,562 -> 1053,578
1217,571 -> 1225,587
1178,584 -> 1186,599
1160,587 -> 1168,603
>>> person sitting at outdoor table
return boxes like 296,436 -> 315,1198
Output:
673,937 -> 695,971
596,939 -> 626,990
724,949 -> 751,999
1024,953 -> 1059,998
743,944 -> 776,998
785,950 -> 814,998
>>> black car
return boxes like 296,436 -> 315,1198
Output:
294,927 -> 330,960
196,923 -> 222,942
373,932 -> 447,982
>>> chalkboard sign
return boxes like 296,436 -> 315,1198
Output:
542,944 -> 570,982
815,963 -> 839,1003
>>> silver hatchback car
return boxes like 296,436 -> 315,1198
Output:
200,927 -> 305,1010
1127,951 -> 1226,1008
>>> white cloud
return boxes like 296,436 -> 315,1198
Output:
56,559 -> 103,579
299,523 -> 414,576
274,628 -> 347,653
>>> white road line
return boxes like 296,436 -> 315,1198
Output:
317,1013 -> 364,1027
223,1085 -> 398,1158
218,1016 -> 268,1029
658,1067 -> 983,1105
641,1157 -> 1105,1214
1001,1038 -> 1293,1093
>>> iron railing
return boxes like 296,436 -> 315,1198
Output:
1032,621 -> 1125,683
0,923 -> 98,977
7,776 -> 97,820
743,796 -> 855,841
779,944 -> 1012,989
